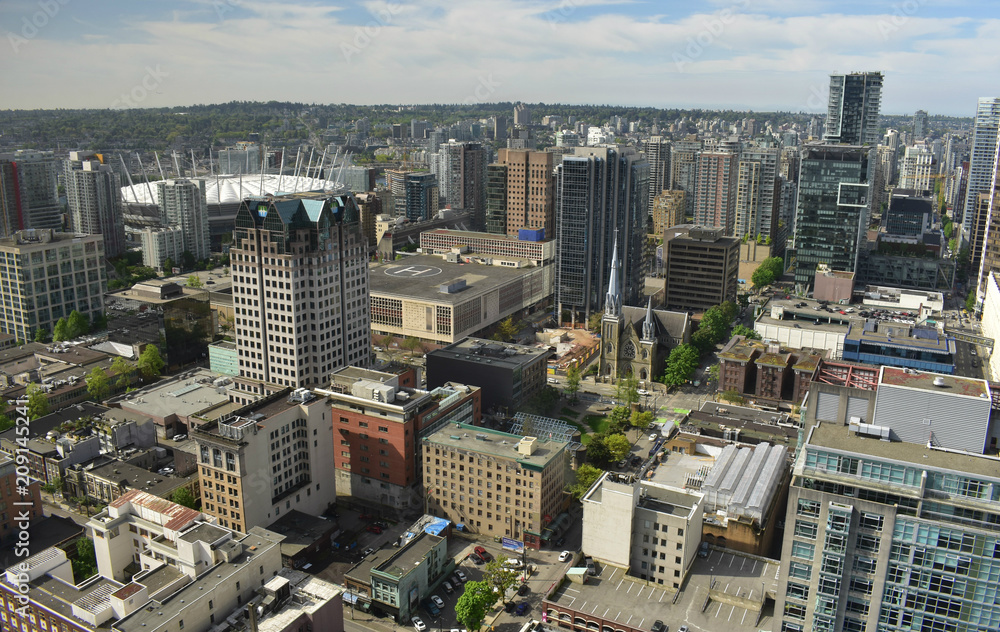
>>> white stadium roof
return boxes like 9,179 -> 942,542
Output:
121,174 -> 346,206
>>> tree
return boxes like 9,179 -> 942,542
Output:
163,257 -> 175,274
455,580 -> 496,631
72,538 -> 98,583
111,356 -> 136,389
569,463 -> 604,498
187,275 -> 203,288
751,265 -> 775,290
26,383 -> 49,420
660,343 -> 700,388
616,373 -> 639,408
495,316 -> 520,341
138,345 -> 165,381
731,324 -> 761,340
586,434 -> 612,467
171,487 -> 198,509
484,558 -> 521,603
720,388 -> 746,404
587,312 -> 603,333
630,410 -> 654,433
66,310 -> 89,339
34,327 -> 49,343
966,287 -> 977,313
604,433 -> 631,462
708,363 -> 720,383
565,365 -> 581,402
85,367 -> 110,402
182,250 -> 196,270
401,336 -> 422,356
52,317 -> 69,342
0,414 -> 13,432
608,406 -> 631,433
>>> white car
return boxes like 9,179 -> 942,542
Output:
637,389 -> 649,396
649,433 -> 659,442
559,550 -> 572,562
412,617 -> 427,632
431,595 -> 445,609
455,569 -> 467,582
547,377 -> 558,383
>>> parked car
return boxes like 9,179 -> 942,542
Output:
648,433 -> 658,442
585,557 -> 596,576
698,542 -> 710,558
474,546 -> 493,562
651,621 -> 665,632
515,602 -> 530,616
677,626 -> 689,632
559,550 -> 573,562
412,617 -> 427,632
442,580 -> 454,594
503,558 -> 523,569
431,595 -> 445,609
455,569 -> 467,582
366,524 -> 383,534
362,547 -> 375,557
173,434 -> 187,441
423,600 -> 440,616
505,601 -> 517,613
470,553 -> 485,565
517,583 -> 529,596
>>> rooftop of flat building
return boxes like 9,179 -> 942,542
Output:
87,459 -> 197,500
375,531 -> 444,579
879,366 -> 988,398
255,570 -> 341,632
754,297 -> 861,333
11,572 -> 122,624
806,419 -> 1000,479
430,337 -> 553,368
422,228 -> 553,244
423,422 -> 568,470
369,254 -> 545,304
844,320 -> 953,353
177,522 -> 230,544
0,230 -> 99,250
115,368 -> 232,421
718,337 -> 765,362
264,510 -> 336,557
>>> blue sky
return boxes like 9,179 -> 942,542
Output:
1,0 -> 997,115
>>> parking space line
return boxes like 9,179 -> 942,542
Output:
741,608 -> 748,625
727,605 -> 737,621
751,560 -> 758,574
715,602 -> 723,616
728,555 -> 735,568
635,586 -> 644,599
616,578 -> 625,591
740,557 -> 746,571
658,590 -> 665,602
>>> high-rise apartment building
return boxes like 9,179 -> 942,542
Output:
823,71 -> 883,146
651,190 -> 686,235
139,225 -> 186,271
735,146 -> 780,240
513,103 -> 531,126
912,109 -> 928,139
63,151 -> 126,258
355,191 -> 381,246
493,149 -> 555,236
975,138 -> 1000,304
388,170 -> 439,222
898,143 -> 935,194
157,178 -> 211,261
775,367 -> 1000,632
439,142 -> 487,229
671,138 -> 701,220
694,151 -> 739,233
642,136 -> 671,213
554,146 -> 649,321
0,150 -> 62,237
0,229 -> 106,341
230,192 -> 370,391
962,98 -> 1000,242
192,388 -> 336,533
793,145 -> 870,288
323,366 -> 480,513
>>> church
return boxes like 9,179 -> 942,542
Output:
599,238 -> 692,384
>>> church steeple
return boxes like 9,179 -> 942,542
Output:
604,231 -> 622,317
642,296 -> 655,340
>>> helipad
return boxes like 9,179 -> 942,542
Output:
383,265 -> 443,278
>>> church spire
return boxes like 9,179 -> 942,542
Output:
642,296 -> 655,340
605,230 -> 622,317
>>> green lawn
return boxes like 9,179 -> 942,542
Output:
583,414 -> 610,434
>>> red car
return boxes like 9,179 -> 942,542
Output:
367,524 -> 383,534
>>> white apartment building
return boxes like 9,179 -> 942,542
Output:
63,151 -> 126,258
139,226 -> 185,271
898,143 -> 935,193
157,178 -> 210,261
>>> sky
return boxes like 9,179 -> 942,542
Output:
1,0 -> 997,115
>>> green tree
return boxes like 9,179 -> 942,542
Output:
731,324 -> 761,340
720,388 -> 746,404
495,316 -> 520,341
52,317 -> 70,342
569,463 -> 604,498
587,311 -> 603,333
585,434 -> 612,467
67,310 -> 89,339
72,538 -> 98,582
171,487 -> 198,509
187,275 -> 203,288
484,558 -> 521,603
660,343 -> 700,388
34,327 -> 49,343
966,287 -> 977,312
163,257 -> 175,274
565,365 -> 581,402
26,383 -> 49,420
604,433 -> 631,462
138,345 -> 165,381
455,580 -> 496,631
0,414 -> 13,432
182,250 -> 196,270
751,265 -> 775,290
630,410 -> 654,433
608,406 -> 631,433
85,367 -> 110,402
615,373 -> 639,408
111,356 -> 136,389
943,222 -> 953,239
401,336 -> 422,356
708,363 -> 720,383
90,312 -> 108,332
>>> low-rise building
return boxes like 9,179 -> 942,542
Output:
426,338 -> 551,412
111,368 -> 235,439
419,228 -> 556,266
662,225 -> 740,312
581,473 -> 704,589
422,424 -> 571,549
0,455 -> 42,542
263,510 -> 339,570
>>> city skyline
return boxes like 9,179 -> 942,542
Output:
0,0 -> 996,115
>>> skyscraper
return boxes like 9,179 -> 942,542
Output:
230,192 -> 370,391
63,151 -> 126,258
485,163 -> 508,235
642,136 -> 671,213
670,138 -> 701,219
735,145 -> 780,241
157,178 -> 210,261
793,144 -> 870,288
898,143 -> 935,194
912,109 -> 928,139
974,135 -> 1000,305
554,146 -> 648,321
0,151 -> 62,237
961,97 -> 1000,242
439,142 -> 487,229
388,170 -> 439,221
823,71 -> 883,146
494,149 -> 554,236
693,151 -> 739,233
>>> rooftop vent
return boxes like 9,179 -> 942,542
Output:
932,376 -> 946,387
